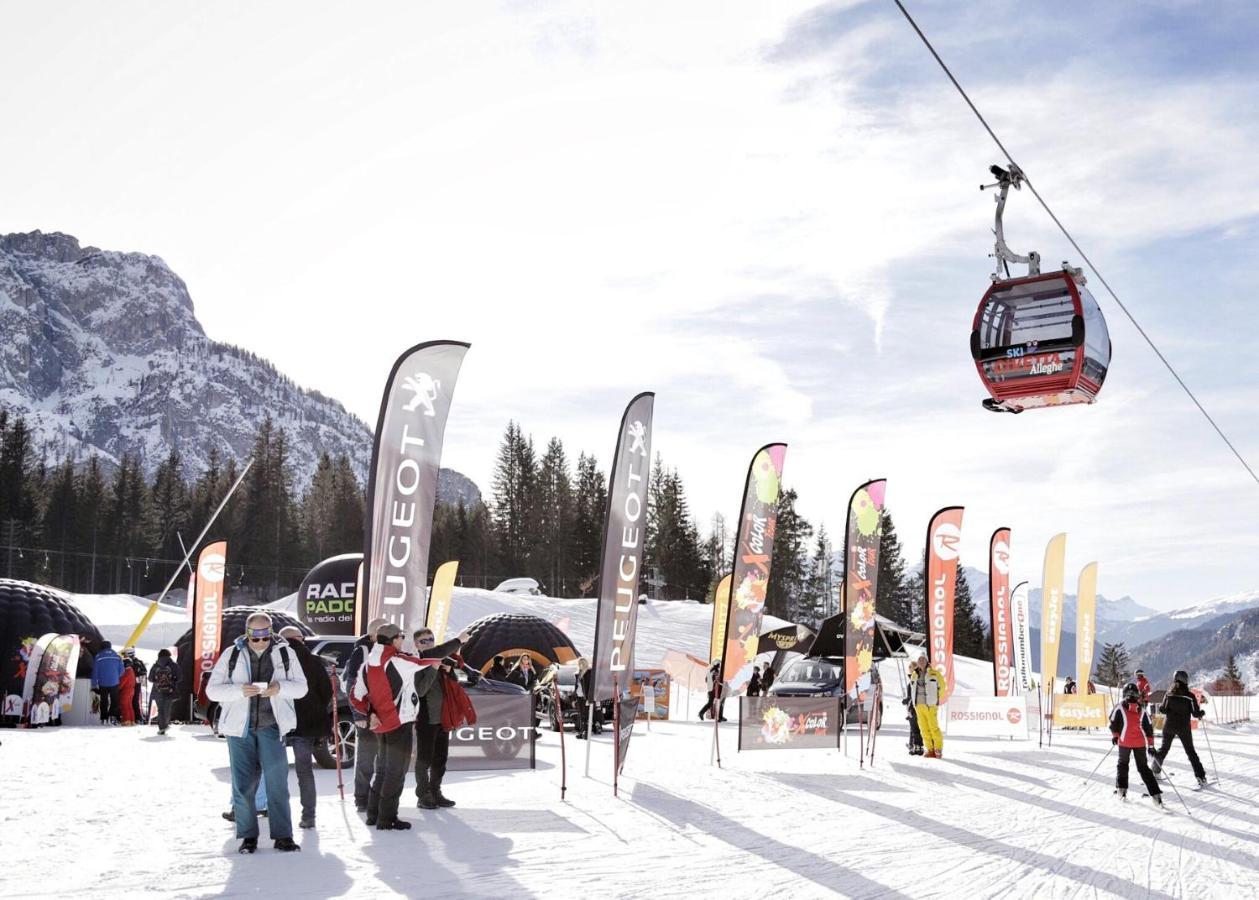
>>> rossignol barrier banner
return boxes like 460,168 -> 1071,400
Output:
925,506 -> 965,698
361,340 -> 469,635
738,696 -> 841,751
945,695 -> 1028,739
426,560 -> 459,641
721,444 -> 788,694
30,634 -> 80,713
192,541 -> 228,695
842,478 -> 886,697
709,574 -> 731,666
591,392 -> 654,701
1040,533 -> 1068,692
631,669 -> 669,719
446,691 -> 536,771
989,527 -> 1014,696
1076,562 -> 1098,691
297,553 -> 361,636
1010,581 -> 1032,694
1052,693 -> 1108,729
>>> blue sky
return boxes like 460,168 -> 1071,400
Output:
1,1 -> 1257,611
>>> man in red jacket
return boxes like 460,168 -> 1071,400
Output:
1109,682 -> 1163,807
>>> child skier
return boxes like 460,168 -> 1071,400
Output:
1110,682 -> 1163,807
1151,669 -> 1208,787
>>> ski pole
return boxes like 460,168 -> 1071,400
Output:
1200,718 -> 1220,785
1159,769 -> 1191,816
553,678 -> 566,800
329,669 -> 344,801
1084,743 -> 1114,784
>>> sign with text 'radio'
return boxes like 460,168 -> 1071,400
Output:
945,695 -> 1028,739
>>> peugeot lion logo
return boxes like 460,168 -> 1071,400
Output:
628,420 -> 648,456
401,372 -> 441,415
932,522 -> 962,561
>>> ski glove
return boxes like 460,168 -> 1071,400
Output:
1111,735 -> 1118,745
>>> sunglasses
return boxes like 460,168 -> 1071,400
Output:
415,635 -> 435,644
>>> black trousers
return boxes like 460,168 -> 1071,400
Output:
368,727 -> 413,825
153,693 -> 174,731
415,721 -> 450,798
907,705 -> 923,750
1117,746 -> 1161,795
354,726 -> 379,807
1155,722 -> 1206,779
98,686 -> 120,723
698,691 -> 724,721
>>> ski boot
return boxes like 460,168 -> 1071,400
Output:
1115,788 -> 1127,800
1151,794 -> 1164,808
1197,776 -> 1209,789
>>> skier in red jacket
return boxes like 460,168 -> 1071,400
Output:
1135,670 -> 1152,711
1109,682 -> 1162,806
119,660 -> 137,726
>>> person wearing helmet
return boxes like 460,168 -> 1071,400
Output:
1152,669 -> 1208,787
1109,682 -> 1162,806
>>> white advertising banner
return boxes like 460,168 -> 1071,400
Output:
944,695 -> 1028,739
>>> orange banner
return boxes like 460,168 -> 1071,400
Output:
192,541 -> 228,692
1040,534 -> 1067,692
989,528 -> 1014,696
926,506 -> 965,698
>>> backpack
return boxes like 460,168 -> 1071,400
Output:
152,664 -> 178,695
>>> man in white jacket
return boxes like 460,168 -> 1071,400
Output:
206,613 -> 308,854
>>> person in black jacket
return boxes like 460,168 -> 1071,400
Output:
761,665 -> 775,693
343,617 -> 388,812
575,657 -> 602,739
147,649 -> 180,735
507,654 -> 538,692
488,655 -> 509,681
279,628 -> 333,829
411,626 -> 471,808
747,666 -> 762,697
1151,670 -> 1208,786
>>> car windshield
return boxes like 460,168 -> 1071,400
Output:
781,659 -> 842,683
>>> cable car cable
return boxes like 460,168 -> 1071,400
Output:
893,0 -> 1259,487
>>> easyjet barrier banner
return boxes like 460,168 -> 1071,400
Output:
192,541 -> 228,697
631,669 -> 669,720
361,340 -> 469,635
1076,562 -> 1098,691
298,553 -> 361,635
427,560 -> 459,641
721,444 -> 788,694
989,527 -> 1014,696
591,393 -> 654,701
925,506 -> 965,698
738,696 -> 841,751
1010,581 -> 1032,694
945,695 -> 1028,739
447,691 -> 536,771
842,478 -> 886,697
1040,533 -> 1068,691
709,574 -> 731,665
1052,694 -> 1108,729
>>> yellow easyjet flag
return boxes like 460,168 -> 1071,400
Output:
709,575 -> 732,664
426,560 -> 460,642
1076,562 -> 1098,690
1040,534 -> 1067,693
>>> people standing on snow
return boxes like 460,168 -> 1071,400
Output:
206,612 -> 307,854
1064,676 -> 1077,695
908,654 -> 947,759
49,693 -> 62,726
488,655 -> 509,682
350,622 -> 432,831
698,660 -> 727,722
761,665 -> 775,693
1151,670 -> 1208,787
148,649 -> 180,735
747,665 -> 763,697
1109,682 -> 1162,807
91,641 -> 124,725
124,649 -> 147,723
903,677 -> 924,755
278,627 -> 333,830
507,653 -> 538,692
119,659 -> 137,726
411,626 -> 471,810
575,657 -> 603,738
1135,669 -> 1152,712
343,617 -> 388,813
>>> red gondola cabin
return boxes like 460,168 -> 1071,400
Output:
970,269 -> 1111,413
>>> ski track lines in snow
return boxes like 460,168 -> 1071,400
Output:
4,717 -> 1259,900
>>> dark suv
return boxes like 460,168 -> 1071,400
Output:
766,656 -> 883,727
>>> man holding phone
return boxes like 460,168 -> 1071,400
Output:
206,612 -> 308,855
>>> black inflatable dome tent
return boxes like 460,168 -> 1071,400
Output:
172,606 -> 312,720
1,579 -> 104,691
461,613 -> 580,674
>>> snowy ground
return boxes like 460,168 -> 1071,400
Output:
4,683 -> 1257,899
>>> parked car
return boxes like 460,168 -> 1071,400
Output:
535,663 -> 614,732
493,577 -> 543,596
766,656 -> 883,727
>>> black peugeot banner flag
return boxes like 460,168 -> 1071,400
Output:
360,341 -> 469,635
590,392 -> 654,702
298,553 -> 363,636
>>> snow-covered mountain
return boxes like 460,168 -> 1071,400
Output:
1105,589 -> 1259,649
0,230 -> 481,503
1129,606 -> 1259,687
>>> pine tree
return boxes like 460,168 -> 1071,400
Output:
1221,653 -> 1244,691
41,455 -> 79,588
534,437 -> 574,594
874,509 -> 913,627
490,422 -> 535,574
329,454 -> 365,556
0,413 -> 40,580
302,452 -> 339,562
800,525 -> 836,628
953,569 -> 987,658
568,452 -> 606,595
765,488 -> 813,622
77,457 -> 107,593
148,449 -> 190,570
1095,642 -> 1131,688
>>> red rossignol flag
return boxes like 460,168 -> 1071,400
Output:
192,541 -> 228,697
925,507 -> 964,699
989,527 -> 1013,696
